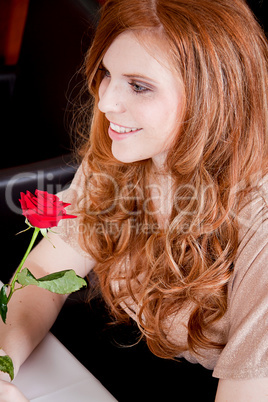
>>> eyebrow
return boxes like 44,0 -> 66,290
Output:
101,60 -> 159,85
123,73 -> 159,85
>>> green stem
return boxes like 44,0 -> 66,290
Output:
7,227 -> 40,303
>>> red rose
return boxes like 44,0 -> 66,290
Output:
19,190 -> 77,229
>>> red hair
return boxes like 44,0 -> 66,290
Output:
75,0 -> 268,359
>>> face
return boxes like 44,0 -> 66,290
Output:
98,31 -> 184,168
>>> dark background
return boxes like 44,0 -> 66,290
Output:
0,0 -> 100,169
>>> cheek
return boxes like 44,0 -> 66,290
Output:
143,99 -> 178,132
150,99 -> 182,147
133,98 -> 167,128
161,95 -> 183,131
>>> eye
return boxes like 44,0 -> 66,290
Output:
98,66 -> 111,79
129,81 -> 151,94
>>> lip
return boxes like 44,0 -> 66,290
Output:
108,123 -> 142,141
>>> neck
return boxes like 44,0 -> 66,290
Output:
149,169 -> 175,229
151,152 -> 169,174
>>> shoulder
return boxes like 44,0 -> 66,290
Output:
231,175 -> 268,289
60,162 -> 89,204
213,176 -> 268,379
236,174 -> 268,243
55,161 -> 92,257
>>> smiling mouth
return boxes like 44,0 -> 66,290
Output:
110,122 -> 141,134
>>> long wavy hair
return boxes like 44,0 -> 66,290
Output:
75,0 -> 268,359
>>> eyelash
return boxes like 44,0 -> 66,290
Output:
128,81 -> 150,94
98,67 -> 110,78
98,66 -> 151,95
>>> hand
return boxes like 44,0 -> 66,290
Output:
0,379 -> 29,402
0,350 -> 28,401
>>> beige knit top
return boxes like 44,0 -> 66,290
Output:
57,164 -> 268,380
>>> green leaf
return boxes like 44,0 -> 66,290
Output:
0,355 -> 14,381
16,268 -> 87,295
0,285 -> 8,324
16,269 -> 38,287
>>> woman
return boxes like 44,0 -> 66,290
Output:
0,0 -> 267,400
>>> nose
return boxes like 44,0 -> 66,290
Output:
98,79 -> 126,114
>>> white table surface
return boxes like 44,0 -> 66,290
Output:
13,332 -> 117,402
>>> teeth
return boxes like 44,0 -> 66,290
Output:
110,122 -> 139,134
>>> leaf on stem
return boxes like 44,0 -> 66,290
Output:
0,285 -> 8,324
0,355 -> 14,381
16,268 -> 87,294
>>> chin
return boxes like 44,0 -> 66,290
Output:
112,147 -> 138,164
113,154 -> 138,164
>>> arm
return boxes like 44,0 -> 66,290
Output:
0,231 -> 95,377
213,183 -> 268,400
215,378 -> 268,401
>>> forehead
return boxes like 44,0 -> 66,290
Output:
102,31 -> 177,80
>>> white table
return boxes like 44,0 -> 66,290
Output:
13,332 -> 117,401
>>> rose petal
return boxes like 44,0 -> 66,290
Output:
19,190 -> 77,229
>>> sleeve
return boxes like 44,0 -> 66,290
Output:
213,180 -> 268,379
55,163 -> 90,257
